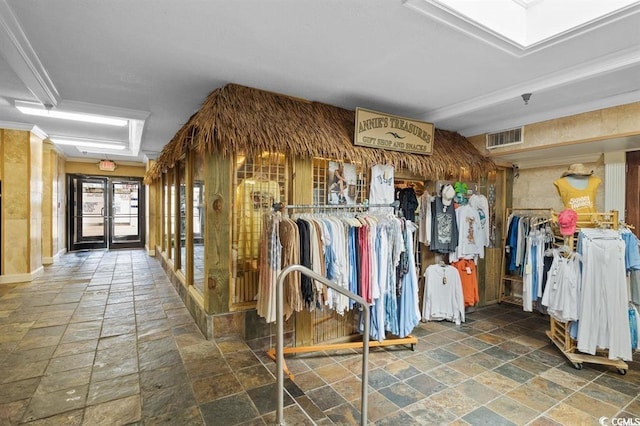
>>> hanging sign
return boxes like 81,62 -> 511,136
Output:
354,107 -> 434,155
98,159 -> 117,172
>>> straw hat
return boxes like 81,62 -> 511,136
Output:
561,163 -> 593,177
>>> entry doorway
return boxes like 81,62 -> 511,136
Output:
67,175 -> 145,251
627,151 -> 640,230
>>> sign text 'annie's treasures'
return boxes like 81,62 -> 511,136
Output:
354,107 -> 434,155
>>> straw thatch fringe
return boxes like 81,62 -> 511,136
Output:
144,84 -> 494,184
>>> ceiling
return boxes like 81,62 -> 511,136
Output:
1,0 -> 640,165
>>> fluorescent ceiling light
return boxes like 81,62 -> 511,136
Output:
50,137 -> 127,150
15,101 -> 128,127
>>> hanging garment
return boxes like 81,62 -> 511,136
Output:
522,229 -> 546,312
536,252 -> 553,315
421,264 -> 465,325
418,192 -> 434,245
631,304 -> 640,351
540,249 -> 581,322
279,218 -> 302,318
468,193 -> 490,247
451,204 -> 485,262
296,218 -> 314,308
371,221 -> 388,341
385,217 -> 404,337
236,178 -> 281,259
369,164 -> 395,209
256,209 -> 422,346
621,231 -> 640,272
577,230 -> 632,361
522,234 -> 534,312
631,270 -> 640,306
256,214 -> 282,323
630,306 -> 638,351
430,196 -> 459,254
506,215 -> 520,273
451,259 -> 479,307
396,187 -> 419,221
397,221 -> 421,337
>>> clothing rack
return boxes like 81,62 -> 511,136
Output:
266,199 -> 417,381
273,200 -> 400,212
546,211 -> 628,374
550,209 -> 619,247
499,208 -> 553,306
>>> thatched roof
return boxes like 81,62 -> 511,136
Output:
144,84 -> 494,183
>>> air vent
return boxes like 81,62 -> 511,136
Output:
486,127 -> 523,149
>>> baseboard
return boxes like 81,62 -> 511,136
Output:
0,266 -> 44,284
42,249 -> 67,265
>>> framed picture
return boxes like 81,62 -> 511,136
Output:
328,161 -> 357,205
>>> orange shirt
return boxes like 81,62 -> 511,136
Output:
452,259 -> 478,307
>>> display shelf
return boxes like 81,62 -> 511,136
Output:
546,318 -> 627,374
546,211 -> 628,375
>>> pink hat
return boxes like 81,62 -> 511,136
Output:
558,209 -> 578,236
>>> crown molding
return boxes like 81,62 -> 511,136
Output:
0,0 -> 60,106
0,120 -> 47,138
403,0 -> 640,57
420,45 -> 640,134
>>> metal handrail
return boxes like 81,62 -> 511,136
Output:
276,264 -> 370,425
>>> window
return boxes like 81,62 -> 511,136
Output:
232,152 -> 287,308
178,159 -> 187,276
193,152 -> 205,294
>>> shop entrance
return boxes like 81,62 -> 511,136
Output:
67,175 -> 145,251
627,151 -> 640,230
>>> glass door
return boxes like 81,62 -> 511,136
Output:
69,176 -> 108,250
68,175 -> 145,251
109,179 -> 145,249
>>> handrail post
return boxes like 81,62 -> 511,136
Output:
276,264 -> 369,425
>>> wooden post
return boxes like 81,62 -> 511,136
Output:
290,156 -> 314,346
205,154 -> 232,314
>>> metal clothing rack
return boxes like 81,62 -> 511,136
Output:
499,208 -> 553,306
266,199 -> 417,382
273,200 -> 400,212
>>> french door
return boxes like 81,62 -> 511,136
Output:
68,175 -> 145,251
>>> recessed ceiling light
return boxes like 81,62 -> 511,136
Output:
15,100 -> 128,127
50,137 -> 127,150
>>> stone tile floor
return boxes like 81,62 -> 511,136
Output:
0,249 -> 639,425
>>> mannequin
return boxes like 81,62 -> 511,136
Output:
553,164 -> 601,213
564,175 -> 588,190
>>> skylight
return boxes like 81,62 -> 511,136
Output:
404,0 -> 640,55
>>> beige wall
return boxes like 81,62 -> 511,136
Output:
2,129 -> 31,276
470,102 -> 640,156
42,143 -> 54,261
512,161 -> 605,212
522,102 -> 640,150
468,102 -> 639,215
42,143 -> 66,263
0,128 -> 44,280
65,160 -> 145,177
30,132 -> 43,271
